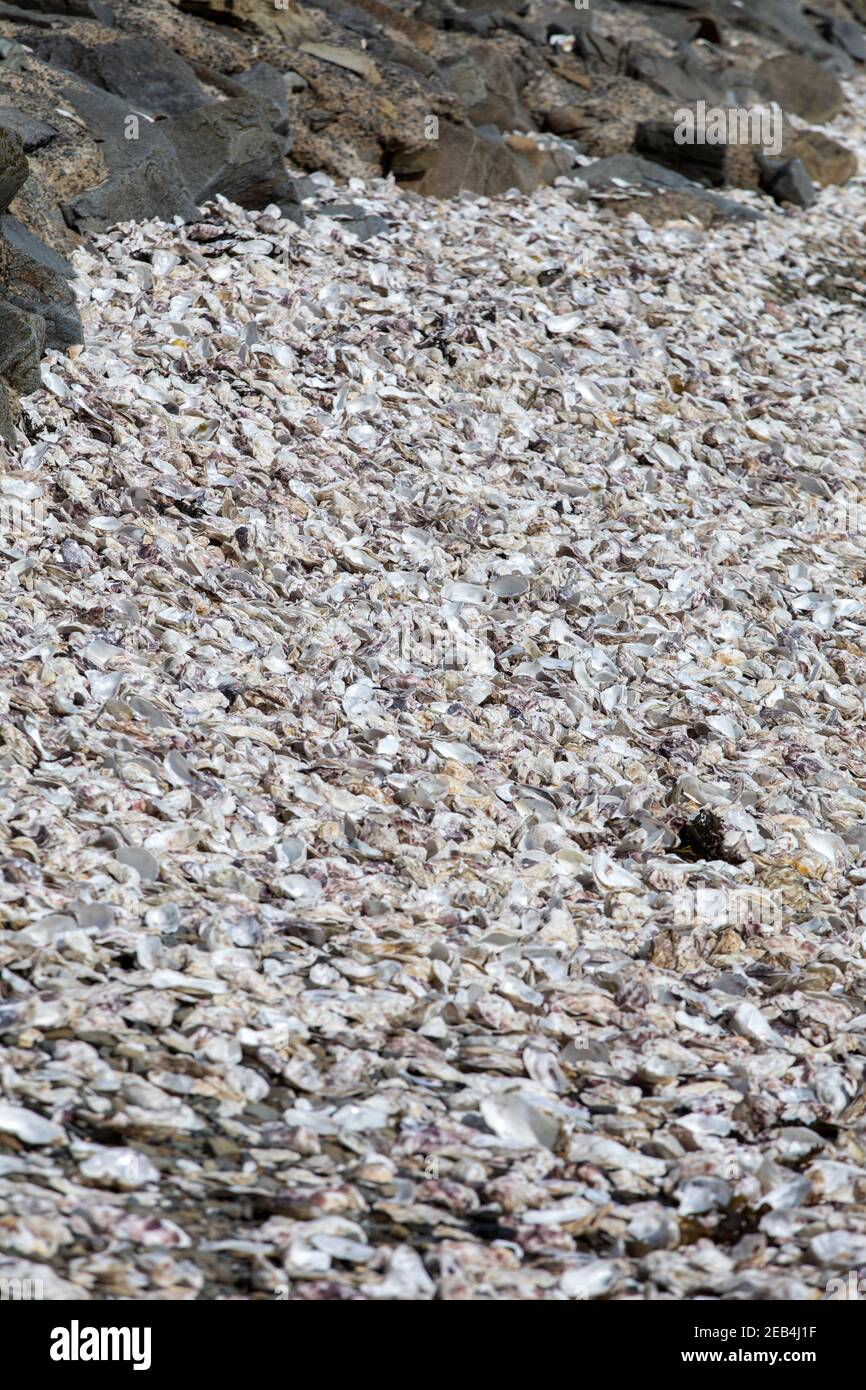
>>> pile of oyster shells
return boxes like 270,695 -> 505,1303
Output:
1,92 -> 866,1298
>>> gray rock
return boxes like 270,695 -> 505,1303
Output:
163,94 -> 303,222
0,216 -> 81,347
60,81 -> 177,172
573,153 -> 763,221
316,203 -> 388,241
0,107 -> 57,151
0,39 -> 30,73
757,53 -> 846,123
10,0 -> 114,19
62,155 -> 200,235
5,276 -> 79,349
435,6 -> 506,38
634,118 -> 768,188
0,127 -> 27,212
29,34 -> 208,116
710,0 -> 853,74
0,213 -> 73,278
0,3 -> 60,23
234,62 -> 292,142
758,154 -> 818,207
576,153 -> 700,195
439,54 -> 487,109
626,46 -> 736,107
464,47 -> 535,132
812,14 -> 866,63
58,78 -> 208,230
0,297 -> 45,395
0,379 -> 14,444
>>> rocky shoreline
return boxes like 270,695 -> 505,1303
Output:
0,0 -> 864,441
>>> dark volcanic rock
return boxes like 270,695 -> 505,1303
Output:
62,154 -> 199,234
0,107 -> 57,151
60,81 -> 179,171
163,94 -> 303,220
0,210 -> 70,274
626,46 -> 740,107
0,297 -> 44,395
26,34 -> 209,116
234,62 -> 292,141
316,201 -> 388,241
575,153 -> 705,195
813,14 -> 866,64
0,382 -> 15,445
758,153 -> 818,207
10,0 -> 114,19
571,152 -> 762,221
634,118 -> 754,188
4,274 -> 76,348
55,79 -> 200,230
0,213 -> 81,347
0,127 -> 28,210
709,0 -> 853,72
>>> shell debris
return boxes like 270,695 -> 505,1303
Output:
2,93 -> 866,1299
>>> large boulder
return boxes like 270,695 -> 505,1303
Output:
56,79 -> 202,231
388,118 -> 567,197
634,114 -> 857,193
707,0 -> 853,72
787,127 -> 858,185
626,45 -> 752,107
0,296 -> 45,444
453,47 -> 536,132
0,298 -> 44,395
757,53 -> 846,123
438,52 -> 487,110
0,108 -> 58,152
0,213 -> 81,348
570,152 -> 763,223
234,62 -> 293,142
62,154 -> 200,234
25,34 -> 209,116
0,128 -> 28,210
52,75 -> 302,231
162,94 -> 303,218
